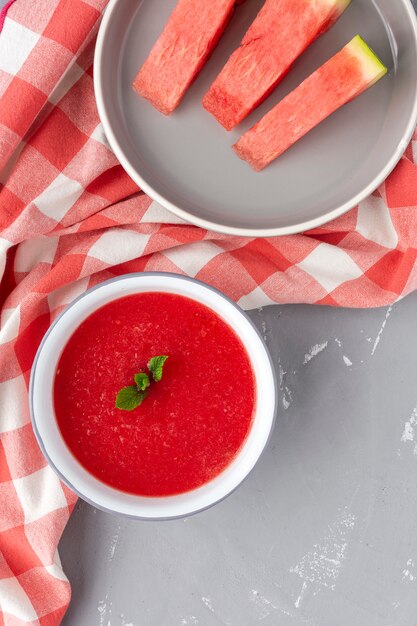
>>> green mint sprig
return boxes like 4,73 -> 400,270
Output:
115,385 -> 146,411
115,355 -> 168,411
134,372 -> 150,391
148,355 -> 169,382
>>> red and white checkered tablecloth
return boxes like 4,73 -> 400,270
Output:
1,1 -> 417,623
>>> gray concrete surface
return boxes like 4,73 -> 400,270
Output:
60,293 -> 417,626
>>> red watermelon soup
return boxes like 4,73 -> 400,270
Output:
54,292 -> 256,497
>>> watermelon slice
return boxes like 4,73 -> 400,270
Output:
233,36 -> 387,171
133,0 -> 243,115
203,0 -> 351,130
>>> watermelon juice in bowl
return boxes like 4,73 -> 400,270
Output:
30,273 -> 277,519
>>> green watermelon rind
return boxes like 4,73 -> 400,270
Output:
320,0 -> 352,16
348,35 -> 388,85
337,0 -> 352,10
331,0 -> 352,13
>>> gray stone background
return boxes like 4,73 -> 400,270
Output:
2,0 -> 417,624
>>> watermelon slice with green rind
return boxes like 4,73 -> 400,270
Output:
233,36 -> 388,171
203,0 -> 352,130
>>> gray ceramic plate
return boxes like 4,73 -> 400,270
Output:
94,0 -> 417,236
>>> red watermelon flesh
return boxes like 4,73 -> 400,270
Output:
203,0 -> 351,130
133,0 -> 242,115
233,36 -> 387,171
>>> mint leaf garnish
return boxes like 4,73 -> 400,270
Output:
115,386 -> 144,411
115,355 -> 169,411
134,372 -> 150,391
148,355 -> 168,382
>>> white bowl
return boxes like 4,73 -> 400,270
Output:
30,273 -> 277,519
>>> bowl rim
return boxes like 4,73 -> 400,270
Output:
93,0 -> 417,237
29,272 -> 278,520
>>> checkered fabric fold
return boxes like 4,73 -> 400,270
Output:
0,1 -> 417,623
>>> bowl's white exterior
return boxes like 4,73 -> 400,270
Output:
30,273 -> 277,519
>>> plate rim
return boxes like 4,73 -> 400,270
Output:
93,0 -> 417,237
